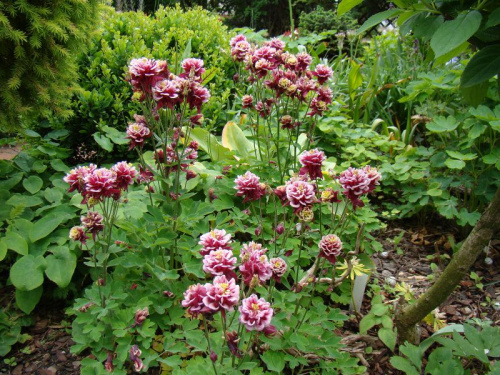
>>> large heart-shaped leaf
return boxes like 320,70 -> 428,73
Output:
23,176 -> 43,194
16,286 -> 43,314
30,212 -> 72,243
44,247 -> 77,288
10,255 -> 46,291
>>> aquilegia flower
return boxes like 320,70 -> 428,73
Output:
112,162 -> 137,191
319,234 -> 343,264
311,64 -> 333,85
128,58 -> 168,95
269,257 -> 287,282
239,294 -> 274,331
203,249 -> 237,279
81,211 -> 104,240
63,164 -> 96,193
69,226 -> 88,244
234,171 -> 266,203
198,229 -> 232,256
181,284 -> 207,316
239,247 -> 272,286
84,168 -> 120,201
182,283 -> 207,316
129,345 -> 144,372
126,115 -> 151,150
203,275 -> 240,313
339,167 -> 375,208
285,178 -> 316,213
299,149 -> 326,180
133,307 -> 149,327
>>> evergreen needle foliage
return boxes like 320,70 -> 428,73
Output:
0,0 -> 100,131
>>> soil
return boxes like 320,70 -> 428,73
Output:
2,221 -> 499,374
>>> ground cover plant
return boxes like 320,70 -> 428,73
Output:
1,1 -> 500,374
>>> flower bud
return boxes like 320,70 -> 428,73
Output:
210,350 -> 218,363
275,222 -> 284,235
255,226 -> 262,236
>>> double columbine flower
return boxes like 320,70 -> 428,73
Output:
239,244 -> 273,286
202,249 -> 237,279
198,229 -> 232,256
239,294 -> 274,332
299,149 -> 326,180
234,171 -> 267,203
126,115 -> 151,150
339,165 -> 382,208
285,177 -> 316,213
319,234 -> 343,265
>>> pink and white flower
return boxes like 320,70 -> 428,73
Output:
239,248 -> 272,286
269,257 -> 287,282
285,178 -> 316,212
234,171 -> 266,203
239,294 -> 273,331
319,234 -> 342,264
81,211 -> 104,239
312,64 -> 333,84
126,116 -> 151,150
198,229 -> 232,256
339,167 -> 372,207
63,165 -> 96,193
181,58 -> 205,80
299,149 -> 325,180
182,283 -> 207,316
128,58 -> 168,94
84,168 -> 120,201
69,226 -> 88,244
203,275 -> 240,313
112,162 -> 137,190
203,249 -> 237,279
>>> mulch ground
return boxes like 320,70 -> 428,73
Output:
2,221 -> 499,374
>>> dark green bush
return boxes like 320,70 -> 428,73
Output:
0,0 -> 100,132
59,5 -> 234,157
299,6 -> 357,35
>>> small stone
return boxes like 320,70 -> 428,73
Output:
493,302 -> 500,311
380,251 -> 389,259
462,307 -> 472,315
386,276 -> 397,287
485,257 -> 493,265
381,270 -> 392,278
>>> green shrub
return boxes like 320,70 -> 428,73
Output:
299,6 -> 357,35
0,0 -> 100,132
59,5 -> 233,157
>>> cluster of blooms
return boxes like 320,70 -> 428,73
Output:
69,210 -> 105,245
230,34 -> 334,118
182,275 -> 240,317
339,165 -> 382,208
127,57 -> 210,113
182,230 -> 286,360
63,161 -> 137,203
233,151 -> 382,212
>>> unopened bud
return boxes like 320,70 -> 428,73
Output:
255,226 -> 262,236
275,222 -> 284,235
210,350 -> 218,363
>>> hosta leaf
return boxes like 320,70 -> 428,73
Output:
30,212 -> 72,243
16,286 -> 43,314
23,176 -> 43,194
3,232 -> 28,256
45,247 -> 76,288
10,255 -> 46,291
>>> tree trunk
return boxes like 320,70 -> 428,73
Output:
395,186 -> 500,345
115,0 -> 123,12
